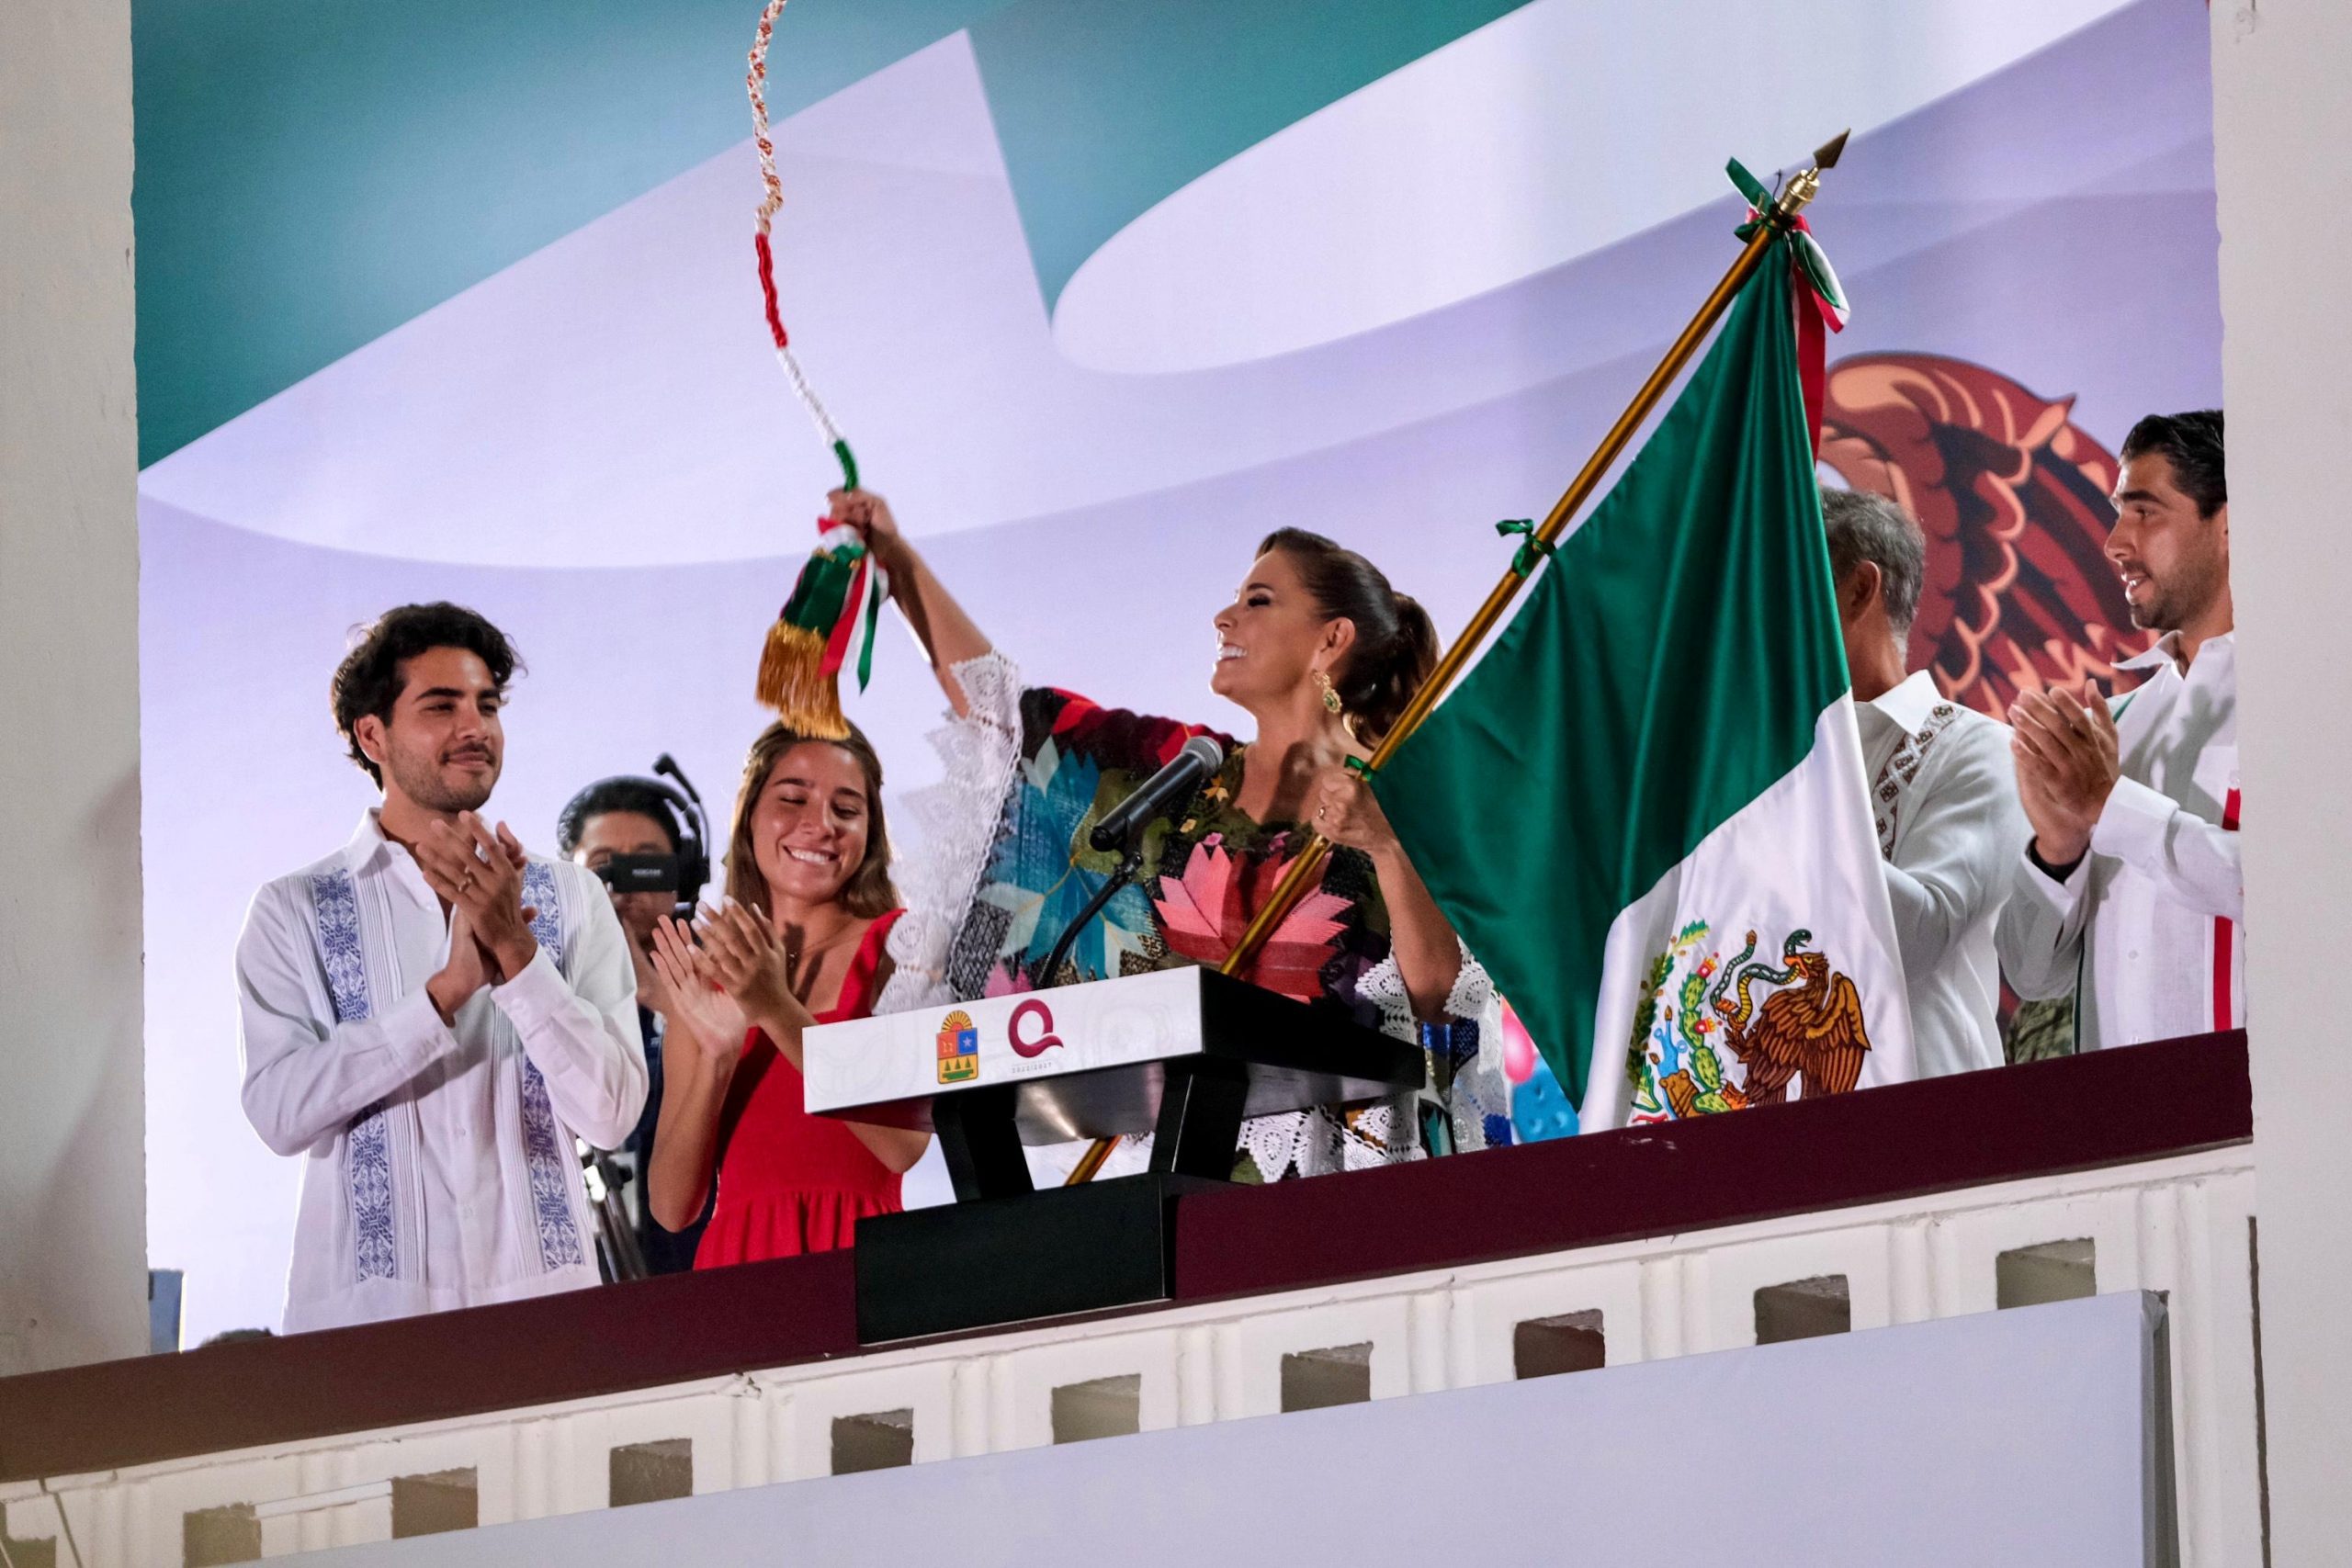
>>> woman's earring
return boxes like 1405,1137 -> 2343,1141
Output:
1314,668 -> 1344,716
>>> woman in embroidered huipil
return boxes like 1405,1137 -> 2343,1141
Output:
643,722 -> 926,1262
842,491 -> 1510,1179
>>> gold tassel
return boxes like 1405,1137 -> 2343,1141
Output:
754,619 -> 852,740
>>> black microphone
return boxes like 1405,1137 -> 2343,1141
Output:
1088,736 -> 1225,852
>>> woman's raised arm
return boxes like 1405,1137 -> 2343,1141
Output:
831,490 -> 995,717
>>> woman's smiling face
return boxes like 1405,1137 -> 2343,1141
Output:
749,739 -> 873,908
1210,547 -> 1347,710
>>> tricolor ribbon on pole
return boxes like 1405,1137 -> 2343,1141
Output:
1728,152 -> 1849,456
747,0 -> 884,733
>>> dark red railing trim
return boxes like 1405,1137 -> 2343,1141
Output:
0,1031 -> 2247,1483
0,1250 -> 860,1485
1173,1029 -> 2251,1302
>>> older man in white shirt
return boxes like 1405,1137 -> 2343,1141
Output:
1823,488 -> 2027,1077
1998,411 -> 2240,1051
237,604 -> 646,1331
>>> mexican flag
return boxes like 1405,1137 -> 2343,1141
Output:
1373,229 -> 1914,1131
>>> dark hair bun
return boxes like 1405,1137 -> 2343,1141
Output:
1256,528 -> 1438,746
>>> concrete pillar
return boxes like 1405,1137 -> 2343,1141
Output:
2210,1 -> 2352,1558
0,0 -> 148,1369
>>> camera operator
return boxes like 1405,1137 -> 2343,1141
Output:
560,773 -> 713,1273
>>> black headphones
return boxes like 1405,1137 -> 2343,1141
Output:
560,754 -> 711,913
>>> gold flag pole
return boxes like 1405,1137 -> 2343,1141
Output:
1065,133 -> 1849,1188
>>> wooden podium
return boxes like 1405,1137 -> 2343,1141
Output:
803,969 -> 1423,1341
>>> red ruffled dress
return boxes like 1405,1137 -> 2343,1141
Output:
694,908 -> 907,1267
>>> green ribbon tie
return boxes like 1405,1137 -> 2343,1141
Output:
833,439 -> 861,494
1726,156 -> 1794,241
1496,518 -> 1555,577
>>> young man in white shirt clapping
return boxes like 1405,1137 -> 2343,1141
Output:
1997,412 -> 2241,1052
235,603 -> 647,1331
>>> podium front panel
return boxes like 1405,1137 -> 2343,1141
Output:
803,968 -> 1421,1144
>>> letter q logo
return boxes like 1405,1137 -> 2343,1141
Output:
1008,997 -> 1063,1058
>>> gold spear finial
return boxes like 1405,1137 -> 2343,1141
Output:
1773,129 -> 1849,221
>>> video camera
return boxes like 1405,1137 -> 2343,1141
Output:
562,754 -> 713,917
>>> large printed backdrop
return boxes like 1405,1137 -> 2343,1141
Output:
138,0 -> 2220,1341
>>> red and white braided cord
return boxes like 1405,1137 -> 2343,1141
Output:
746,0 -> 847,452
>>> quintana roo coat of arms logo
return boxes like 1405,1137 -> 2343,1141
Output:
936,1010 -> 980,1085
1623,921 -> 1874,1124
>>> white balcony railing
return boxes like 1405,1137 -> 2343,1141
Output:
2,1141 -> 2259,1567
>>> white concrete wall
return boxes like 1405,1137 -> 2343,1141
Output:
2208,2 -> 2352,1560
0,0 -> 148,1369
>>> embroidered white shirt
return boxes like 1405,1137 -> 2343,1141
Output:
236,810 -> 647,1332
1856,671 -> 2025,1078
1995,632 -> 2243,1051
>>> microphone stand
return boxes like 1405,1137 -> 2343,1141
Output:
1035,840 -> 1147,988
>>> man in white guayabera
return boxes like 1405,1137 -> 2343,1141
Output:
1823,487 -> 2027,1078
1997,411 -> 2241,1052
235,603 -> 646,1331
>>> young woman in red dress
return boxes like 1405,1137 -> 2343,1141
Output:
644,722 -> 927,1264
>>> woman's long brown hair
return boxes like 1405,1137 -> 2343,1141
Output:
724,721 -> 899,921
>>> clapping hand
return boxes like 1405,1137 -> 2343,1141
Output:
421,818 -> 533,1021
414,812 -> 539,980
649,918 -> 748,1072
695,899 -> 815,1040
2009,684 -> 2121,869
426,906 -> 494,1024
628,935 -> 674,1020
